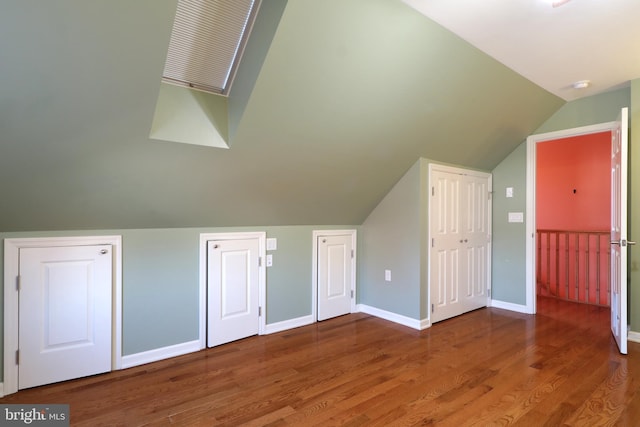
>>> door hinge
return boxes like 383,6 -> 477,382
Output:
351,249 -> 354,259
258,306 -> 262,317
431,304 -> 434,313
351,290 -> 354,299
432,186 -> 435,196
431,238 -> 434,248
16,349 -> 19,365
258,257 -> 262,267
16,276 -> 20,291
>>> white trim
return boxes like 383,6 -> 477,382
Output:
419,318 -> 431,330
312,229 -> 357,322
199,232 -> 267,348
0,383 -> 4,398
3,235 -> 122,396
264,315 -> 315,335
526,122 -> 617,316
489,299 -> 531,314
121,339 -> 201,369
628,331 -> 640,344
357,304 -> 428,330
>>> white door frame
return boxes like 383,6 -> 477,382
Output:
312,230 -> 357,321
199,232 -> 266,349
3,235 -> 122,396
525,121 -> 616,315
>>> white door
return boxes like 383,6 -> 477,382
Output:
430,168 -> 491,323
611,107 -> 631,354
19,245 -> 112,389
208,238 -> 260,347
317,233 -> 354,321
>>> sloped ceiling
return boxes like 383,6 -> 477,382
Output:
0,0 -> 563,232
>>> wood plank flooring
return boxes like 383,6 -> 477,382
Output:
3,297 -> 640,426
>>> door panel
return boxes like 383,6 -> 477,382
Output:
430,169 -> 490,323
317,234 -> 353,321
208,239 -> 260,347
611,107 -> 629,354
19,245 -> 112,389
466,175 -> 489,305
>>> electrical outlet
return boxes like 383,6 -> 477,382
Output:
266,254 -> 273,267
385,269 -> 391,282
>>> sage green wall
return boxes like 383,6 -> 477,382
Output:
535,88 -> 629,134
490,87 -> 631,306
262,225 -> 322,324
0,0 -> 564,232
491,144 -> 528,305
630,80 -> 640,333
359,160 -> 422,319
0,224 -> 354,379
228,0 -> 287,143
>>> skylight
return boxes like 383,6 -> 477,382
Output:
162,0 -> 259,96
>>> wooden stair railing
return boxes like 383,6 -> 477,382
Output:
536,229 -> 610,306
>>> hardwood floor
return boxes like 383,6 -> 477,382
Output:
3,297 -> 640,426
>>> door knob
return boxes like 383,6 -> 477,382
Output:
100,249 -> 108,255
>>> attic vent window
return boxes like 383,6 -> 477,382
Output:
162,0 -> 259,95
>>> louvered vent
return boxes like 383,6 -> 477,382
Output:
162,0 -> 258,95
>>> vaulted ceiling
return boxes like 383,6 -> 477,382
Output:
0,0 -> 565,231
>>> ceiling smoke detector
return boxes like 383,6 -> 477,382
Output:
572,80 -> 591,89
544,0 -> 572,7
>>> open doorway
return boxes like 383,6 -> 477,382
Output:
526,109 -> 629,354
525,120 -> 619,315
536,131 -> 611,308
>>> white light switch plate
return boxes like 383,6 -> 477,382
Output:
266,254 -> 273,267
385,269 -> 391,281
266,238 -> 277,251
508,212 -> 524,223
506,187 -> 514,198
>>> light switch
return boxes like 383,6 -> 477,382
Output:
266,238 -> 277,251
506,187 -> 514,198
266,254 -> 273,267
385,269 -> 391,282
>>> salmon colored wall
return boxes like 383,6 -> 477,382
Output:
537,131 -> 611,231
536,131 -> 611,306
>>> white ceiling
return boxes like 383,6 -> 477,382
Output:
402,0 -> 640,101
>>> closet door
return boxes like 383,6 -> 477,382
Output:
430,167 -> 491,323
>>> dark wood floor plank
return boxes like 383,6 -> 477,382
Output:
2,297 -> 639,426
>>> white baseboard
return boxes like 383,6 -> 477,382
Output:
121,339 -> 202,369
264,315 -> 314,334
490,299 -> 531,314
357,304 -> 429,330
628,330 -> 640,343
